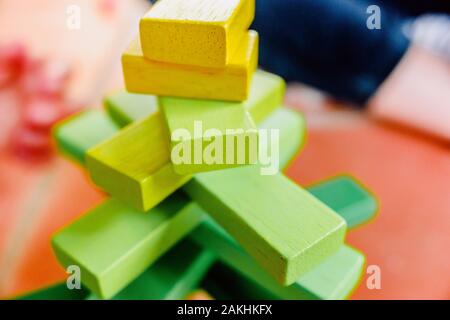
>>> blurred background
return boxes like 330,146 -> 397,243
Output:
0,0 -> 449,300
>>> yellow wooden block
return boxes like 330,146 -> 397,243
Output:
123,30 -> 258,102
86,112 -> 191,212
140,0 -> 255,68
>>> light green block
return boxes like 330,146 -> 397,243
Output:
190,216 -> 363,300
52,193 -> 204,299
160,96 -> 259,175
52,106 -> 305,298
308,176 -> 378,228
15,283 -> 89,300
104,91 -> 158,127
159,70 -> 285,175
185,166 -> 347,285
53,109 -> 120,164
89,240 -> 215,300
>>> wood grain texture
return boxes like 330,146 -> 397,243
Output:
52,107 -> 305,298
184,166 -> 346,285
91,240 -> 215,300
190,216 -> 363,300
123,30 -> 258,101
160,96 -> 258,175
104,91 -> 158,127
140,0 -> 255,68
52,193 -> 205,299
53,109 -> 120,165
86,111 -> 191,212
308,176 -> 378,228
87,70 -> 283,211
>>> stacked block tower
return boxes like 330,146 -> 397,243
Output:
17,0 -> 378,300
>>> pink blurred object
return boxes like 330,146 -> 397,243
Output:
10,126 -> 53,162
20,59 -> 71,99
21,97 -> 66,133
0,43 -> 27,88
98,0 -> 118,17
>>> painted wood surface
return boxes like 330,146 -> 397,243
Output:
140,0 -> 255,68
86,70 -> 283,212
104,91 -> 158,127
52,194 -> 204,299
308,175 -> 378,228
51,106 -> 305,298
191,216 -> 363,300
185,166 -> 346,285
160,95 -> 258,175
123,30 -> 258,101
86,111 -> 190,212
53,109 -> 120,165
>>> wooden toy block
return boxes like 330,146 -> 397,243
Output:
53,109 -> 120,164
178,109 -> 345,286
205,245 -> 364,300
88,240 -> 215,300
52,107 -> 304,299
52,193 -> 205,299
184,166 -> 347,285
308,176 -> 378,228
104,91 -> 158,127
139,0 -> 255,68
16,283 -> 90,300
87,71 -> 284,211
123,30 -> 258,101
86,112 -> 191,212
190,172 -> 375,299
160,96 -> 258,175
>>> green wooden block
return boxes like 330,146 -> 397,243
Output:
15,283 -> 89,300
193,220 -> 363,300
89,240 -> 215,300
160,96 -> 259,175
104,91 -> 158,127
86,71 -> 284,212
308,176 -> 378,228
159,70 -> 285,175
52,106 -> 305,299
184,170 -> 346,285
53,109 -> 120,164
52,193 -> 204,299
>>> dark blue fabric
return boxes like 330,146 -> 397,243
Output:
252,0 -> 410,105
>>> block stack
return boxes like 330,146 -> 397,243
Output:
17,0 -> 377,300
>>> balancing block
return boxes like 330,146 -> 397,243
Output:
52,193 -> 204,299
140,0 -> 255,68
123,30 -> 258,101
52,107 -> 305,299
104,91 -> 158,127
185,166 -> 346,285
53,109 -> 120,164
191,216 -> 363,300
182,108 -> 345,286
308,176 -> 378,228
87,71 -> 284,211
90,240 -> 215,300
86,111 -> 188,212
16,283 -> 90,300
160,96 -> 258,175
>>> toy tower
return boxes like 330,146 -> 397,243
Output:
19,0 -> 377,300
